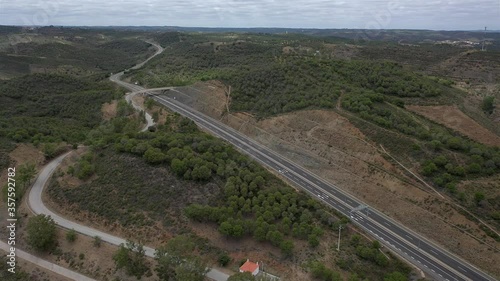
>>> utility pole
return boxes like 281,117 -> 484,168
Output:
482,26 -> 487,51
337,225 -> 343,251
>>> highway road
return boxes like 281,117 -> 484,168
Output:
131,91 -> 495,281
110,41 -> 496,281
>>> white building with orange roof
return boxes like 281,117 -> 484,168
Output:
239,259 -> 260,276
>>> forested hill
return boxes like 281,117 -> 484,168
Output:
225,58 -> 456,117
0,73 -> 119,146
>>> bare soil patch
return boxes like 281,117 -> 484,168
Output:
101,100 -> 118,121
407,105 -> 500,146
9,143 -> 45,167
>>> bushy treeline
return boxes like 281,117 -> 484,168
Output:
48,96 -> 412,279
75,109 -> 348,257
110,115 -> 340,256
2,36 -> 152,78
128,38 -> 279,86
225,57 -> 454,117
153,31 -> 183,47
340,88 -> 500,229
0,73 -> 118,145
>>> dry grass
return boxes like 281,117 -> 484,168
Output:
101,100 -> 118,121
407,105 -> 500,146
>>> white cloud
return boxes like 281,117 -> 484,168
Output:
0,0 -> 498,29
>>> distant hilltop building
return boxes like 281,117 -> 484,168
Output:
239,259 -> 260,276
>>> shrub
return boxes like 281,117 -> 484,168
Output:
66,229 -> 77,242
218,253 -> 231,267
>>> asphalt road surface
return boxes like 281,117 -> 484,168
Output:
27,152 -> 230,281
110,40 -> 495,281
134,91 -> 495,281
125,91 -> 155,131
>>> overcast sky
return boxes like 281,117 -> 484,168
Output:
1,0 -> 499,30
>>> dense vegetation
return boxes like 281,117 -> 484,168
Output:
0,73 -> 119,146
2,28 -> 496,279
154,235 -> 209,281
113,240 -> 152,279
340,90 -> 500,232
26,214 -> 57,252
0,27 -> 153,78
129,31 -> 500,232
48,105 -> 411,280
225,58 -> 453,116
127,34 -> 280,86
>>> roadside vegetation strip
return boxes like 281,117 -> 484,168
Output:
129,33 -> 500,245
0,241 -> 96,281
150,94 -> 466,281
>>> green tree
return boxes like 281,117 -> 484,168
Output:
430,140 -> 442,150
17,163 -> 36,188
218,253 -> 231,267
422,162 -> 438,176
113,240 -> 150,279
474,192 -> 485,204
171,158 -> 187,176
143,147 -> 167,164
152,111 -> 160,122
482,96 -> 495,114
375,252 -> 389,267
174,256 -> 208,281
467,163 -> 481,174
26,214 -> 57,252
348,273 -> 361,281
309,261 -> 341,281
350,234 -> 361,246
384,271 -> 407,281
219,221 -> 234,237
191,164 -> 212,181
280,240 -> 294,257
155,235 -> 207,281
42,143 -> 58,159
446,137 -> 463,150
93,236 -> 102,248
308,234 -> 320,248
145,98 -> 154,110
66,229 -> 77,243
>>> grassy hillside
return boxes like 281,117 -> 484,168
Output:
0,27 -> 153,79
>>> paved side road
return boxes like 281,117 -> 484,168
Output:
27,152 -> 229,281
125,91 -> 155,131
0,240 -> 96,281
25,40 -> 230,281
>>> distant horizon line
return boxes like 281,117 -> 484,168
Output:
1,24 -> 499,32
